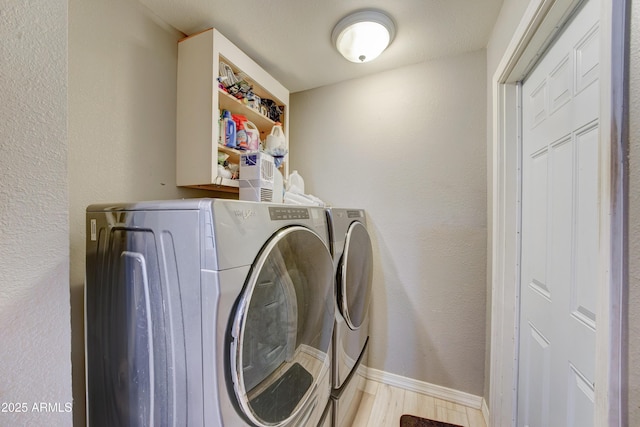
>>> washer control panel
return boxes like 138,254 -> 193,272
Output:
269,207 -> 310,221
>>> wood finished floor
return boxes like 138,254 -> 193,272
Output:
351,379 -> 487,427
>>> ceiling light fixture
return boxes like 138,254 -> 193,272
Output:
332,10 -> 396,63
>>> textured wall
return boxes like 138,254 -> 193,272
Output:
0,1 -> 72,426
68,0 -> 215,424
291,51 -> 487,396
628,0 -> 639,423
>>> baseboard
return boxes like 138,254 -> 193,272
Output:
481,398 -> 490,426
364,366 -> 483,410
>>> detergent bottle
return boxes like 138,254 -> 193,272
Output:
222,110 -> 236,148
287,170 -> 305,194
244,121 -> 260,151
232,114 -> 248,150
266,123 -> 285,150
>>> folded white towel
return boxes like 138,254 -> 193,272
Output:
283,191 -> 325,207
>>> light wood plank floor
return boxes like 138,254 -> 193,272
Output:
351,379 -> 487,427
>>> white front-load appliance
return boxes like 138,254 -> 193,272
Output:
85,199 -> 335,427
326,208 -> 373,427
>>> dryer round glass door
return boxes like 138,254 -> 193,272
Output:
338,221 -> 373,330
230,226 -> 334,427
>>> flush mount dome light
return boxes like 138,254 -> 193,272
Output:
332,10 -> 395,63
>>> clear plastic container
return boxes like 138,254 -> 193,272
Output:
287,170 -> 305,194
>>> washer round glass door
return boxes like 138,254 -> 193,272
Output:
230,226 -> 334,427
339,221 -> 373,330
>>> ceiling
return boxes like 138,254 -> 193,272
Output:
140,0 -> 504,93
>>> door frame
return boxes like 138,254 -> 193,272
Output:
488,0 -> 629,425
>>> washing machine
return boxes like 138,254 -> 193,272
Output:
85,199 -> 335,427
326,208 -> 373,427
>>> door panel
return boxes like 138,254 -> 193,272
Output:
572,124 -> 599,329
230,226 -> 334,427
521,323 -> 551,427
567,364 -> 595,427
339,221 -> 373,330
528,149 -> 549,298
518,0 -> 600,425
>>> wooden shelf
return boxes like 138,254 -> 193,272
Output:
218,89 -> 279,138
185,178 -> 239,193
218,145 -> 286,175
218,145 -> 244,165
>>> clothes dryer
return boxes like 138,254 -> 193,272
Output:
85,199 -> 335,427
325,208 -> 373,427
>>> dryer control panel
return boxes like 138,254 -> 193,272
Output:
269,207 -> 310,221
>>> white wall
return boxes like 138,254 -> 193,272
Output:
68,0 -> 216,424
0,1 -> 72,426
290,51 -> 488,396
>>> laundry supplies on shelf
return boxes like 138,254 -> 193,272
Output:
222,110 -> 236,148
264,123 -> 287,168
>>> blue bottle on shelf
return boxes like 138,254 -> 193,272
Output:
222,110 -> 236,148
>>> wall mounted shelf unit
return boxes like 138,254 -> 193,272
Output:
176,28 -> 289,192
